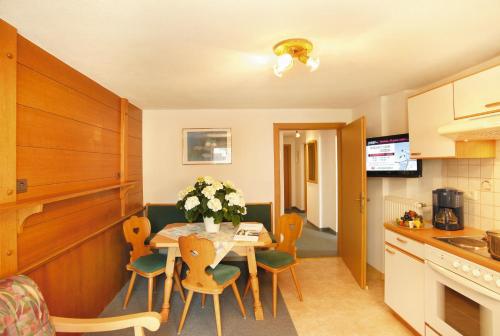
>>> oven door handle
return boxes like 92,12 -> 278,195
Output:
428,262 -> 500,302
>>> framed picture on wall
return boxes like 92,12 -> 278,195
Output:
182,128 -> 232,165
306,140 -> 318,183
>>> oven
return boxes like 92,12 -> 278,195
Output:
425,245 -> 500,336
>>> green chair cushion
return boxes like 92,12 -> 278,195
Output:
207,264 -> 240,285
256,250 -> 294,269
131,253 -> 166,273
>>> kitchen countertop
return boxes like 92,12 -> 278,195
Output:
384,223 -> 500,272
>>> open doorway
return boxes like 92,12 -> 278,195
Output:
274,120 -> 368,289
280,129 -> 339,258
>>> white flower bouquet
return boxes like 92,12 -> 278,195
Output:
176,176 -> 247,227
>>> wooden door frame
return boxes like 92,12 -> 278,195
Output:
303,143 -> 307,212
283,144 -> 292,210
273,123 -> 345,244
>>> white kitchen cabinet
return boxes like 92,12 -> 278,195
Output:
454,65 -> 500,119
384,240 -> 425,335
408,84 -> 456,158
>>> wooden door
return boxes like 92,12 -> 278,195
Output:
283,144 -> 292,210
339,117 -> 367,288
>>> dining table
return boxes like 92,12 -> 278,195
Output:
150,222 -> 273,322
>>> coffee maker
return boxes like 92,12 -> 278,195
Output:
432,188 -> 464,231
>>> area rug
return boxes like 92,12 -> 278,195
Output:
87,263 -> 299,336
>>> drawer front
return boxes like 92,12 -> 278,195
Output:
385,229 -> 424,259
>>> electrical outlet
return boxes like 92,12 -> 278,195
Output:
16,179 -> 28,193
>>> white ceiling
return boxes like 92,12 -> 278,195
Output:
1,0 -> 499,109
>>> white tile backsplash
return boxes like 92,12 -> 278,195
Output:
469,164 -> 481,178
443,143 -> 500,231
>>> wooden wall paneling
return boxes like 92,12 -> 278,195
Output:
128,103 -> 142,122
17,105 -> 120,154
17,35 -> 120,111
23,189 -> 119,228
17,146 -> 120,187
18,198 -> 122,269
17,64 -> 120,132
0,19 -> 18,277
127,135 -> 142,157
16,178 -> 121,201
127,155 -> 143,177
27,223 -> 129,319
125,102 -> 143,214
128,117 -> 142,139
120,99 -> 129,215
1,31 -> 143,324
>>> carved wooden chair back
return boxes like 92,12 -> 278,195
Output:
178,234 -> 219,291
123,216 -> 152,263
276,213 -> 304,259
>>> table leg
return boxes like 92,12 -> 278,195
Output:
160,246 -> 177,322
246,246 -> 264,320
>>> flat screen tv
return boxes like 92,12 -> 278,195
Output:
366,133 -> 422,178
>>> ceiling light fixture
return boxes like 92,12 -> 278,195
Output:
273,38 -> 320,77
295,131 -> 301,138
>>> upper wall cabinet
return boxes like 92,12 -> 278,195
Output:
454,65 -> 500,119
408,84 -> 456,158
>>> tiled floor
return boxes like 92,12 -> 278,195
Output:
278,257 -> 414,336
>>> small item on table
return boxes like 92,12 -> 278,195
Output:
396,210 -> 424,229
234,223 -> 263,242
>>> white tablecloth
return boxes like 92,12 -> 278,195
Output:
157,222 -> 237,268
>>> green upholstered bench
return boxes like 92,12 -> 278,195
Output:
145,202 -> 274,238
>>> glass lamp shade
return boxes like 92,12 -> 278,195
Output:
306,57 -> 320,72
273,53 -> 293,77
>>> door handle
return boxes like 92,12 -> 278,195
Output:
485,102 -> 500,108
385,248 -> 395,255
355,193 -> 366,214
396,237 -> 408,244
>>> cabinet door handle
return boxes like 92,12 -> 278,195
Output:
385,248 -> 395,255
411,152 -> 421,156
396,237 -> 408,244
485,102 -> 500,108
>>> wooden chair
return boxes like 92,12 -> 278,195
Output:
177,234 -> 246,336
0,274 -> 161,336
123,216 -> 185,311
244,213 -> 304,317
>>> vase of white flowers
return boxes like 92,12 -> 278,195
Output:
177,176 -> 247,233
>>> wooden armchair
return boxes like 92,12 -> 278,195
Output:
123,216 -> 185,311
0,275 -> 161,336
244,213 -> 304,317
177,234 -> 246,336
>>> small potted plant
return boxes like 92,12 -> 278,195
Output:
177,176 -> 247,233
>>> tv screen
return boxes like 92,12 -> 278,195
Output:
366,133 -> 422,177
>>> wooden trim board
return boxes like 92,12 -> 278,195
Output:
0,19 -> 17,277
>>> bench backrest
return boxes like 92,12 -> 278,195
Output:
145,202 -> 273,234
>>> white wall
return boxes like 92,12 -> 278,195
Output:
303,130 -> 337,231
143,109 -> 352,208
353,91 -> 444,272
